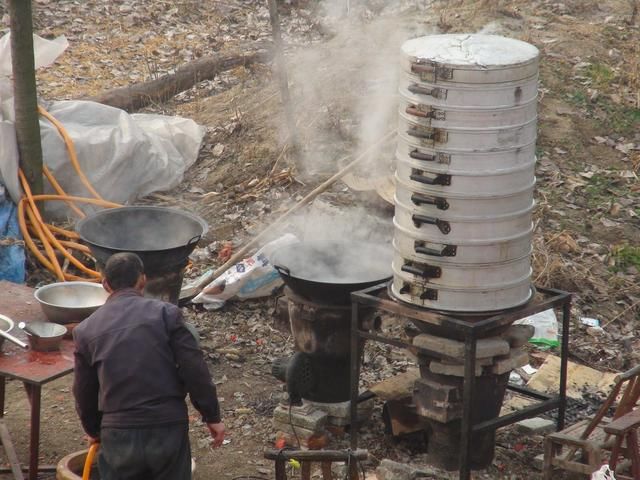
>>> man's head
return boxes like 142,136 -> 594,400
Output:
102,252 -> 146,293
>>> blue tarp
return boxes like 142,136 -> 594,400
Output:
0,191 -> 25,283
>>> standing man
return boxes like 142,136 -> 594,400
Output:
73,252 -> 224,480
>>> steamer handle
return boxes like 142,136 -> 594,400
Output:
401,264 -> 442,279
408,84 -> 436,96
410,172 -> 451,186
409,150 -> 435,162
273,265 -> 291,277
410,193 -> 449,210
187,234 -> 201,246
415,244 -> 456,257
411,63 -> 435,75
412,214 -> 451,235
406,105 -> 432,119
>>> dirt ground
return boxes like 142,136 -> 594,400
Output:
1,0 -> 639,478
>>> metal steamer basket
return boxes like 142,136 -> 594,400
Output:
391,34 -> 539,312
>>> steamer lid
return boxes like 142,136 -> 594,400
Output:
401,34 -> 539,68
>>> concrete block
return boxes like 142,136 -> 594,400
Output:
413,377 -> 462,423
273,405 -> 327,431
429,360 -> 483,377
501,324 -> 535,347
413,333 -> 510,359
491,348 -> 529,375
516,417 -> 556,435
303,398 -> 374,426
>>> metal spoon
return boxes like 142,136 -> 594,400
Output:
0,328 -> 28,349
18,322 -> 38,337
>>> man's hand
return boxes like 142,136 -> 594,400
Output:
86,435 -> 100,445
206,422 -> 225,448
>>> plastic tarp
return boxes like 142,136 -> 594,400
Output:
0,186 -> 25,283
0,33 -> 205,220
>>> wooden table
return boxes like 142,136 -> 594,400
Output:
0,281 -> 75,480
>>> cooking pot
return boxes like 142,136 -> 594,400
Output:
269,241 -> 392,305
76,206 -> 207,274
395,155 -> 536,196
397,109 -> 537,151
393,219 -> 533,264
396,134 -> 536,172
394,197 -> 533,243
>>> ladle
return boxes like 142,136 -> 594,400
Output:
18,322 -> 39,337
0,327 -> 28,349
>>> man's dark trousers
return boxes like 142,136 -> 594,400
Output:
98,423 -> 191,480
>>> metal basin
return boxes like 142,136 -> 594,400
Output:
25,322 -> 67,352
35,282 -> 108,324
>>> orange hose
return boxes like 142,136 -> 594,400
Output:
28,194 -> 120,208
38,106 -> 104,201
58,240 -> 91,253
43,165 -> 85,217
17,107 -> 123,280
20,172 -> 101,279
20,199 -> 65,280
83,443 -> 99,480
48,224 -> 80,239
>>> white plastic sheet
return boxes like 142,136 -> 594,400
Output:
0,33 -> 205,217
40,100 -> 203,218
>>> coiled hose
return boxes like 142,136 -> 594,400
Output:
17,106 -> 121,281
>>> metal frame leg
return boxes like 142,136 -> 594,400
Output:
459,335 -> 477,480
349,301 -> 361,449
558,297 -> 571,431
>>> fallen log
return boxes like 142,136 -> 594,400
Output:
87,47 -> 273,112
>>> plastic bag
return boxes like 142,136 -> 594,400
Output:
513,309 -> 559,347
591,465 -> 616,480
191,234 -> 299,310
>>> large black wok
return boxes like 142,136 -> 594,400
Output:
76,206 -> 207,274
270,241 -> 392,305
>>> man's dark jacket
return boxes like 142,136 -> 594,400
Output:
72,288 -> 220,438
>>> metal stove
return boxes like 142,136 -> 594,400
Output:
348,283 -> 571,480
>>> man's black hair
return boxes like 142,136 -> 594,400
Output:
104,252 -> 144,290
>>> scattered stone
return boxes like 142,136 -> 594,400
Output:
375,459 -> 440,480
491,349 -> 529,375
533,453 -> 545,471
516,417 -> 556,435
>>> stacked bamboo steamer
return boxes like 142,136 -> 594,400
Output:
390,34 -> 540,312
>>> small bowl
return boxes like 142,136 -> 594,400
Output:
0,314 -> 15,351
34,282 -> 108,324
25,322 -> 67,352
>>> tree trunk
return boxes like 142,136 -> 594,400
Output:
87,48 -> 273,112
8,0 -> 43,195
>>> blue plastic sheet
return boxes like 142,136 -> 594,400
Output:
0,192 -> 25,283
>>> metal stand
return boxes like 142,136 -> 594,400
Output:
349,284 -> 571,480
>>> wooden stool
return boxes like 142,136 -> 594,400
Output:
264,448 -> 368,480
